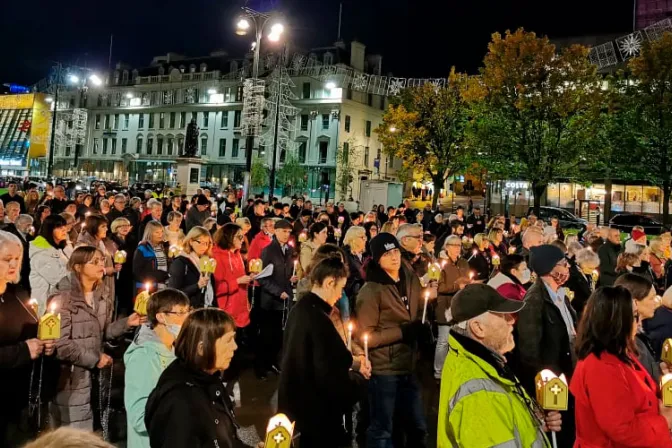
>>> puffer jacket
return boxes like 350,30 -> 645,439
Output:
212,246 -> 250,328
29,236 -> 69,315
76,231 -> 116,321
356,260 -> 422,375
124,324 -> 176,448
299,240 -> 319,279
50,274 -> 129,429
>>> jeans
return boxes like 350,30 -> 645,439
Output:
367,374 -> 427,448
434,325 -> 451,379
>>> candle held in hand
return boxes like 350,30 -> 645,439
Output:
422,291 -> 429,324
28,298 -> 39,316
38,303 -> 61,340
347,322 -> 353,352
363,334 -> 369,364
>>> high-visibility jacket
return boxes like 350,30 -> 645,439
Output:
438,331 -> 549,448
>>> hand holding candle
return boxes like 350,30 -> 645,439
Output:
38,303 -> 61,340
292,260 -> 298,277
29,298 -> 39,316
363,333 -> 369,364
347,322 -> 353,352
422,290 -> 430,324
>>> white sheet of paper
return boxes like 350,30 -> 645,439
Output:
254,264 -> 274,280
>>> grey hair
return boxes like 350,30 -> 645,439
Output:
444,235 -> 462,249
396,223 -> 423,242
130,197 -> 142,207
114,193 -> 126,202
344,226 -> 366,247
0,230 -> 23,283
575,248 -> 599,267
147,198 -> 162,210
567,241 -> 584,258
142,220 -> 164,243
15,214 -> 33,231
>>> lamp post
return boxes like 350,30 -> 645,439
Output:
235,6 -> 284,201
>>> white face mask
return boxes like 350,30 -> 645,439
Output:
165,323 -> 182,338
518,268 -> 531,284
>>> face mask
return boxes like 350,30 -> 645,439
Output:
519,269 -> 531,284
551,270 -> 570,286
165,324 -> 182,338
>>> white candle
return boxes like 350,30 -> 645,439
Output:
422,291 -> 429,324
364,334 -> 369,363
145,282 -> 151,294
469,271 -> 474,281
292,260 -> 297,277
347,322 -> 353,352
467,249 -> 478,262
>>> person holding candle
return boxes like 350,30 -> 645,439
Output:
133,221 -> 170,295
571,286 -> 672,447
50,246 -> 143,430
0,231 -> 56,445
163,211 -> 185,247
356,233 -> 430,448
468,233 -> 492,282
29,215 -> 70,316
168,226 -> 213,309
396,223 -> 428,279
488,228 -> 507,258
279,256 -> 360,447
344,226 -> 369,314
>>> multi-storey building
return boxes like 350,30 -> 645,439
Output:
52,40 -> 400,200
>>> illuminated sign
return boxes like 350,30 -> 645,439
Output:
505,181 -> 529,189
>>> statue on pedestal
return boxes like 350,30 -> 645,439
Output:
181,118 -> 200,158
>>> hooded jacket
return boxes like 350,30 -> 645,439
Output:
212,246 -> 250,328
76,231 -> 116,322
124,324 -> 176,448
356,261 -> 422,375
29,235 -> 69,315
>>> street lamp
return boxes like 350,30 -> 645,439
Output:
325,82 -> 337,90
89,74 -> 103,86
234,6 -> 285,201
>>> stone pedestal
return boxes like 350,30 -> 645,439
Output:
176,157 -> 203,197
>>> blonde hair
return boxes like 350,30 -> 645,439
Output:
182,226 -> 212,254
487,228 -> 503,243
343,226 -> 366,247
22,427 -> 114,448
650,237 -> 665,257
59,212 -> 76,225
381,221 -> 396,235
142,220 -> 164,244
474,233 -> 489,249
111,217 -> 131,234
236,217 -> 251,230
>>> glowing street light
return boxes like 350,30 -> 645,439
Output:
68,74 -> 80,84
271,23 -> 284,34
207,88 -> 218,95
389,126 -> 397,132
125,92 -> 134,99
236,18 -> 250,35
89,74 -> 102,86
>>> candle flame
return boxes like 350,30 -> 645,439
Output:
424,290 -> 429,300
29,298 -> 38,305
50,303 -> 57,314
348,322 -> 354,331
469,272 -> 474,279
363,333 -> 368,342
473,249 -> 478,255
145,282 -> 151,292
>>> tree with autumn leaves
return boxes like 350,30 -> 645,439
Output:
376,70 -> 479,209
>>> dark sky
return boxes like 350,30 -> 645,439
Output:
1,0 -> 635,85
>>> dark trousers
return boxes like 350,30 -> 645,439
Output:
256,308 -> 284,374
367,374 -> 427,448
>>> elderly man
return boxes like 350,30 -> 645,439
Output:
137,198 -> 163,241
46,185 -> 68,214
397,223 -> 427,278
437,284 -> 560,447
3,201 -> 20,224
107,193 -> 127,223
514,244 -> 576,447
598,227 -> 622,287
0,182 -> 25,213
516,227 -> 544,262
185,194 -> 211,231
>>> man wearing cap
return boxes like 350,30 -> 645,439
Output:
515,244 -> 577,447
356,233 -> 429,447
437,284 -> 560,447
257,219 -> 298,378
184,194 -> 211,232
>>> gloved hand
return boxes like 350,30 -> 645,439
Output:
400,320 -> 426,344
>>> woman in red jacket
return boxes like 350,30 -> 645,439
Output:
571,286 -> 672,448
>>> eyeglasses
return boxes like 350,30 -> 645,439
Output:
235,234 -> 245,240
194,239 -> 211,246
406,234 -> 423,240
165,307 -> 192,316
88,257 -> 105,266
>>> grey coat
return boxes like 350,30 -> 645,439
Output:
50,274 -> 129,429
75,231 -> 117,322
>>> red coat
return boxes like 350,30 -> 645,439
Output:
248,231 -> 272,261
212,246 -> 250,328
570,352 -> 672,448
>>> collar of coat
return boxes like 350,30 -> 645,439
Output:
53,273 -> 104,313
365,260 -> 403,286
302,291 -> 334,315
449,329 -> 518,383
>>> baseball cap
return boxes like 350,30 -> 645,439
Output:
449,284 -> 525,325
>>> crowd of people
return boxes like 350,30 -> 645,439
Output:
3,179 -> 672,448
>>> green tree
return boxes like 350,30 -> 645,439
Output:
277,151 -> 307,196
250,156 -> 268,194
473,29 -> 604,214
376,70 -> 478,209
628,32 -> 672,224
335,139 -> 359,201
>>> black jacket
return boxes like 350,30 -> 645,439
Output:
278,293 -> 356,445
145,359 -> 243,448
514,278 -> 577,396
468,248 -> 491,282
344,246 -> 366,310
643,306 -> 672,359
466,213 -> 486,236
0,193 -> 25,213
258,239 -> 296,311
167,255 -> 206,308
598,241 -> 622,287
565,262 -> 594,320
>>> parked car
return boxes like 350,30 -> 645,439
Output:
527,206 -> 588,231
609,213 -> 667,235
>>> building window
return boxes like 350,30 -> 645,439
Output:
121,138 -> 128,154
364,146 -> 370,167
221,111 -> 229,128
366,120 -> 372,137
299,142 -> 307,163
300,114 -> 309,131
67,119 -> 73,129
180,112 -> 186,128
191,112 -> 197,122
177,136 -> 184,153
169,112 -> 176,128
232,139 -> 239,158
236,86 -> 243,101
138,114 -> 145,129
167,137 -> 174,155
111,139 -> 117,155
280,148 -> 286,163
234,111 -> 241,128
97,95 -> 103,107
104,115 -> 111,130
200,137 -> 207,155
123,114 -> 130,130
202,112 -> 209,128
322,114 -> 329,130
342,143 -> 349,164
136,138 -> 143,154
65,146 -> 71,157
303,82 -> 311,99
219,139 -> 227,157
346,89 -> 352,100
147,138 -> 153,155
93,138 -> 99,154
345,115 -> 351,132
368,94 -> 373,107
95,114 -> 101,130
319,141 -> 328,164
102,139 -> 108,155
159,113 -> 165,129
113,114 -> 119,130
380,97 -> 385,111
224,87 -> 233,102
148,114 -> 155,129
157,136 -> 164,155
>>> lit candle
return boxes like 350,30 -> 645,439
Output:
292,260 -> 297,277
28,298 -> 39,316
441,260 -> 447,269
85,212 -> 91,217
363,333 -> 369,363
347,322 -> 353,352
80,222 -> 85,230
469,271 -> 475,281
38,303 -> 61,340
467,249 -> 478,261
422,291 -> 429,324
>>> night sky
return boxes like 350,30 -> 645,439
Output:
1,0 -> 635,85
